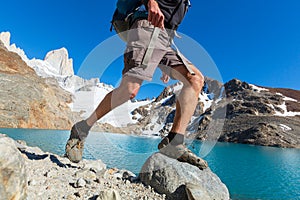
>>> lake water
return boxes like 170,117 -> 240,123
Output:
0,128 -> 299,200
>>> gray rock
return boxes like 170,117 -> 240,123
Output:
74,178 -> 86,188
0,136 -> 27,200
115,169 -> 137,181
16,140 -> 27,146
82,159 -> 107,172
28,179 -> 37,186
139,153 -> 229,200
97,189 -> 121,200
75,169 -> 97,181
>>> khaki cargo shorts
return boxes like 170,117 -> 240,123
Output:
122,19 -> 194,81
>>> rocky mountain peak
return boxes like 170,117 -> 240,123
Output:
0,44 -> 79,129
197,78 -> 300,148
224,78 -> 251,96
44,47 -> 74,76
0,32 -> 10,48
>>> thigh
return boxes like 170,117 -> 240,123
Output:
123,20 -> 171,81
159,49 -> 201,82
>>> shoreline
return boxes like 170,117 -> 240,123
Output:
0,126 -> 299,149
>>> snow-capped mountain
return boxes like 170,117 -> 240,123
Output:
198,79 -> 300,148
0,31 -> 115,118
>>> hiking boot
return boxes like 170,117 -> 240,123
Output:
65,120 -> 90,163
158,137 -> 208,170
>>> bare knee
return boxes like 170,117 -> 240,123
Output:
116,76 -> 142,100
186,71 -> 204,94
171,64 -> 204,94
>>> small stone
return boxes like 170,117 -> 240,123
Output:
90,167 -> 98,173
113,172 -> 123,180
28,180 -> 37,186
125,180 -> 130,185
97,189 -> 121,200
16,140 -> 27,146
121,170 -> 136,180
74,192 -> 81,197
82,159 -> 106,172
107,168 -> 118,175
66,194 -> 76,200
95,178 -> 102,184
75,169 -> 97,181
44,171 -> 49,177
74,178 -> 86,188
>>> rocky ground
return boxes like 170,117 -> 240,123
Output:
0,134 -> 165,200
0,134 -> 230,200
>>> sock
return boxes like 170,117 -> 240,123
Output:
78,120 -> 92,132
167,132 -> 184,146
76,120 -> 92,139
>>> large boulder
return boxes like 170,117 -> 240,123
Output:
0,134 -> 27,200
139,153 -> 229,200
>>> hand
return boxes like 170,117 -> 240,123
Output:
147,0 -> 165,29
160,72 -> 170,83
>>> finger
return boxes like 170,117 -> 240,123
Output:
164,76 -> 170,83
152,13 -> 158,27
148,12 -> 152,23
158,15 -> 164,29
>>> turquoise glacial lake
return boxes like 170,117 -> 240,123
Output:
0,128 -> 299,200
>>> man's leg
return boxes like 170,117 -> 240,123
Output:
86,76 -> 143,126
158,64 -> 208,170
65,76 -> 142,162
170,64 -> 204,134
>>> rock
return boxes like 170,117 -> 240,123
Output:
0,136 -> 27,200
74,178 -> 86,188
16,140 -> 27,146
28,179 -> 37,186
120,170 -> 137,181
82,159 -> 107,173
97,189 -> 121,200
185,183 -> 210,200
224,78 -> 251,96
66,194 -> 77,200
44,47 -> 74,76
75,169 -> 97,181
139,153 -> 229,200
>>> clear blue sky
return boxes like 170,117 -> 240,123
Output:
1,0 -> 299,98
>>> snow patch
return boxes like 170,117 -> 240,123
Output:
279,124 -> 292,132
199,92 -> 213,112
99,99 -> 152,127
250,84 -> 268,92
275,92 -> 298,102
283,96 -> 298,102
274,102 -> 300,117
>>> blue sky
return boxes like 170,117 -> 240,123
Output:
0,0 -> 299,99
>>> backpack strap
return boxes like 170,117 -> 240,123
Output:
142,27 -> 161,67
166,0 -> 183,30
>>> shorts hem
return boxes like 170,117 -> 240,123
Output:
122,73 -> 152,82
